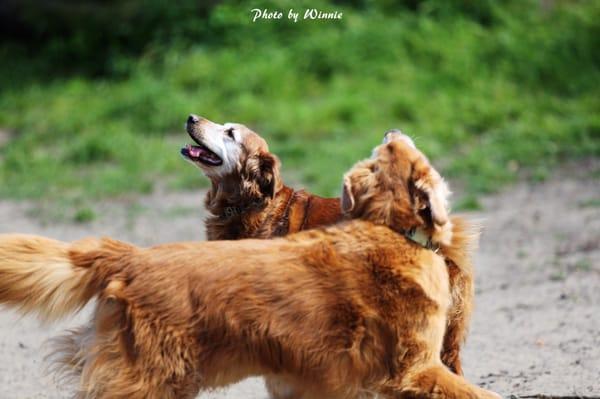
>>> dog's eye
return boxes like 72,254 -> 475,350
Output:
226,128 -> 235,140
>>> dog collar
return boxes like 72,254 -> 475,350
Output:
404,228 -> 440,253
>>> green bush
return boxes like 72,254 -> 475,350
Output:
0,0 -> 598,201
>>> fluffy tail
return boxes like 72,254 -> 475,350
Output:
0,234 -> 132,322
441,214 -> 480,327
440,215 -> 480,275
438,215 -> 481,375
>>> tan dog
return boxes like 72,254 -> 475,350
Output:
0,136 -> 498,399
181,114 -> 341,240
182,117 -> 474,379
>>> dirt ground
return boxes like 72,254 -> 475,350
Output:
0,162 -> 598,399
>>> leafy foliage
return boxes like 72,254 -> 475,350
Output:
0,0 -> 598,201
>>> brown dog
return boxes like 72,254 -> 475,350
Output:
0,137 -> 499,399
182,117 -> 474,378
181,114 -> 341,240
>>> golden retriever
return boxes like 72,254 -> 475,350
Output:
0,134 -> 499,399
182,117 -> 475,380
181,114 -> 341,240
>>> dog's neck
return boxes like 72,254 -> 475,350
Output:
204,181 -> 296,240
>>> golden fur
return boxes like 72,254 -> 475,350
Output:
188,120 -> 476,377
182,115 -> 341,240
0,138 -> 498,399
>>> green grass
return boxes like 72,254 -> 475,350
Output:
454,195 -> 483,212
573,258 -> 592,272
578,199 -> 600,209
0,1 -> 598,202
73,207 -> 96,223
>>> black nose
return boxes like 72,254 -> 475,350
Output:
187,114 -> 200,125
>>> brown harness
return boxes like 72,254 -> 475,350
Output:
272,189 -> 313,236
218,186 -> 318,238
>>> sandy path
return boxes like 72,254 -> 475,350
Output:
0,164 -> 598,398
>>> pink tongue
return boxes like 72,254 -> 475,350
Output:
189,146 -> 203,158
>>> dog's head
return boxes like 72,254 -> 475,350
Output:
181,114 -> 281,201
341,130 -> 452,245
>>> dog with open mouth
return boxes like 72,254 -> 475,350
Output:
181,114 -> 341,241
0,135 -> 500,399
181,116 -> 477,386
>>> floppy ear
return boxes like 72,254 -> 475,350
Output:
411,157 -> 449,227
242,151 -> 281,200
256,152 -> 280,199
341,176 -> 355,213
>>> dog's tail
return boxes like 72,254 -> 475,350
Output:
0,234 -> 133,322
440,215 -> 480,274
437,215 -> 481,374
440,214 -> 480,311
